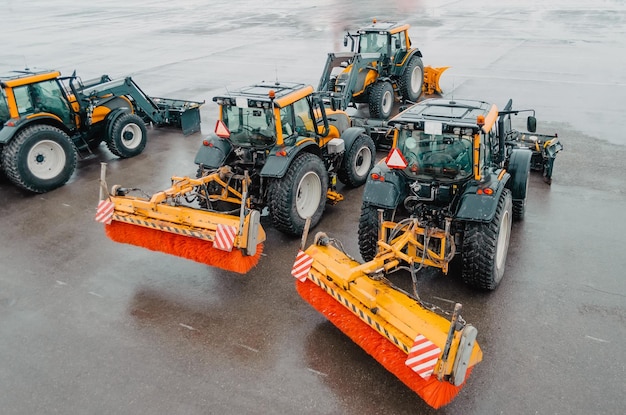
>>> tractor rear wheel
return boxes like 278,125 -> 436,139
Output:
268,152 -> 328,235
368,81 -> 394,119
106,113 -> 148,158
1,125 -> 77,193
398,55 -> 424,102
461,189 -> 513,290
338,134 -> 375,187
358,203 -> 394,262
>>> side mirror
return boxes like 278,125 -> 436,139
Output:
395,39 -> 401,49
527,116 -> 537,133
343,36 -> 348,47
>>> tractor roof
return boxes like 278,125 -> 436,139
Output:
0,69 -> 60,87
390,98 -> 498,130
357,20 -> 409,35
213,82 -> 313,109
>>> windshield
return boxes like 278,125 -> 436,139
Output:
358,32 -> 387,54
397,128 -> 473,180
222,105 -> 276,146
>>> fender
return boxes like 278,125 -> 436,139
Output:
361,164 -> 408,209
0,115 -> 68,144
104,107 -> 132,140
339,126 -> 367,151
260,141 -> 320,178
456,173 -> 511,223
506,148 -> 532,202
194,133 -> 232,168
392,48 -> 422,77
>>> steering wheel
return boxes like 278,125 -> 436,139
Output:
422,152 -> 456,166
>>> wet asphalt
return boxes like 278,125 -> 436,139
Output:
1,1 -> 625,414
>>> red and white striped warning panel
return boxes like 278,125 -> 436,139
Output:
405,334 -> 442,379
95,200 -> 115,224
291,250 -> 313,282
213,224 -> 236,252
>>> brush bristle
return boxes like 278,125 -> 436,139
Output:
105,221 -> 262,274
296,278 -> 471,409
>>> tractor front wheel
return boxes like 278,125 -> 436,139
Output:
106,113 -> 148,158
461,189 -> 513,290
398,55 -> 424,102
338,134 -> 376,187
368,81 -> 394,119
268,152 -> 328,235
1,125 -> 77,193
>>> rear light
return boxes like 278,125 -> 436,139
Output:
476,187 -> 494,195
277,150 -> 287,157
370,173 -> 384,182
202,140 -> 212,147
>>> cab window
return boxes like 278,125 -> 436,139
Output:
292,98 -> 315,136
0,90 -> 10,121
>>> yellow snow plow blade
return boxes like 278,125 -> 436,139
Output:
98,164 -> 265,273
423,66 -> 450,95
294,230 -> 482,408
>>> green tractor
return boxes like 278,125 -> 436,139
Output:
319,20 -> 448,119
0,69 -> 202,193
358,98 -> 546,290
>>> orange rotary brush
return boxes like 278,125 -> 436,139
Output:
105,221 -> 263,274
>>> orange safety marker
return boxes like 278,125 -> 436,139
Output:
214,119 -> 230,138
385,148 -> 408,169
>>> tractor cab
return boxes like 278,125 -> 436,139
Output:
212,82 -> 326,148
352,20 -> 412,66
388,98 -> 494,183
0,70 -> 74,127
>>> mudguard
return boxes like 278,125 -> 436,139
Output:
104,107 -> 132,140
361,165 -> 407,209
0,116 -> 68,144
391,48 -> 422,77
0,124 -> 18,144
339,126 -> 367,150
456,174 -> 510,222
506,148 -> 532,201
260,141 -> 319,178
194,133 -> 232,169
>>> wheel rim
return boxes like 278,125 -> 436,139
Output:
296,171 -> 322,218
410,65 -> 423,95
382,89 -> 393,114
495,208 -> 511,269
353,146 -> 372,177
121,123 -> 143,149
27,139 -> 67,180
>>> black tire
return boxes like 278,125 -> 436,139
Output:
1,125 -> 77,193
461,189 -> 513,290
338,135 -> 376,187
368,81 -> 394,119
512,186 -> 527,220
106,113 -> 148,158
358,203 -> 394,262
507,149 -> 531,221
268,152 -> 328,235
398,55 -> 424,102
